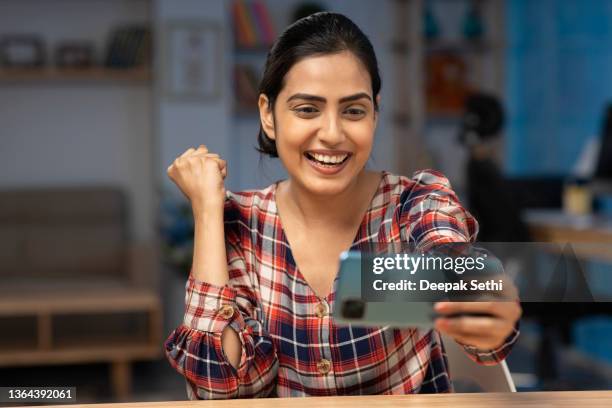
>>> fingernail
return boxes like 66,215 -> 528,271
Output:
434,302 -> 445,311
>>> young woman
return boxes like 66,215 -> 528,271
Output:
165,12 -> 521,399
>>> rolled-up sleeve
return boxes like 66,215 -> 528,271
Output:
400,169 -> 519,365
400,169 -> 478,247
164,236 -> 278,399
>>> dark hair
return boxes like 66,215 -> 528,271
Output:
257,12 -> 382,157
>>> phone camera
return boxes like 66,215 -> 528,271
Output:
342,298 -> 366,319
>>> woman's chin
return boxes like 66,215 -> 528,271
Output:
301,172 -> 359,197
286,157 -> 368,197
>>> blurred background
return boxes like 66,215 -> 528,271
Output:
1,0 -> 612,403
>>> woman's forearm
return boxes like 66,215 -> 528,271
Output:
192,206 -> 228,285
192,206 -> 242,367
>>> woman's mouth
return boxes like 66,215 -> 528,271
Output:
305,152 -> 350,166
304,151 -> 351,175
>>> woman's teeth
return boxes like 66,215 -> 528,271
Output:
308,153 -> 348,165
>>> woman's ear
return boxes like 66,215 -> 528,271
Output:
374,94 -> 381,125
258,94 -> 276,140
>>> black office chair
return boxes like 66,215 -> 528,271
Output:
593,103 -> 612,181
459,93 -> 531,242
458,93 -> 598,389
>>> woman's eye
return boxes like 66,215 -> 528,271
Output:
294,106 -> 319,114
344,108 -> 366,118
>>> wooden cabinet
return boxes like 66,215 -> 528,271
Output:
0,187 -> 162,401
0,286 -> 162,399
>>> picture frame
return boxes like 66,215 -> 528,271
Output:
55,41 -> 95,68
0,35 -> 46,67
162,20 -> 222,101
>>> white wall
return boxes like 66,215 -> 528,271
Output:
154,0 -> 234,192
0,0 -> 155,242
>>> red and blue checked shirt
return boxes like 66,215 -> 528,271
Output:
165,169 -> 519,399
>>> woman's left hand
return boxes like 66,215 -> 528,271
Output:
433,301 -> 522,350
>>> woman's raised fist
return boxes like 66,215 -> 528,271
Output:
167,145 -> 227,212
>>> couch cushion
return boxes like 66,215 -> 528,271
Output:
24,223 -> 124,278
0,225 -> 23,277
0,187 -> 125,223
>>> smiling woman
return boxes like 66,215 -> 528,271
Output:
259,50 -> 379,198
164,12 -> 521,400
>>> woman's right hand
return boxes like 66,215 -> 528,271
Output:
167,145 -> 227,213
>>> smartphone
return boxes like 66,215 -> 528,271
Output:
333,249 -> 506,328
333,251 -> 436,328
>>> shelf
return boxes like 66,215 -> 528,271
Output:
0,341 -> 161,366
391,40 -> 503,56
425,39 -> 501,54
0,286 -> 161,316
0,66 -> 152,84
0,315 -> 38,350
53,333 -> 153,351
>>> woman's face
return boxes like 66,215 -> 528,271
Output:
259,50 -> 379,196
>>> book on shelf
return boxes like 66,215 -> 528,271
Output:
232,0 -> 275,50
232,0 -> 257,48
105,25 -> 151,69
251,0 -> 275,46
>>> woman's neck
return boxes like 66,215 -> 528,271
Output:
278,170 -> 381,229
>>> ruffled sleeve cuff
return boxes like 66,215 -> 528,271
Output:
183,276 -> 246,333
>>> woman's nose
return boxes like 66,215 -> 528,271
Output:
318,113 -> 345,145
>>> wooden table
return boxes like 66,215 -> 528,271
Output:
522,208 -> 612,385
15,391 -> 612,408
523,209 -> 612,263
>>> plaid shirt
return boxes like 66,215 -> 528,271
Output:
165,170 -> 519,399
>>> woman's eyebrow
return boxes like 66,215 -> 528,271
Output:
339,92 -> 372,103
286,92 -> 372,103
286,93 -> 325,103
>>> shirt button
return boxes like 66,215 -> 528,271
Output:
317,358 -> 332,375
218,305 -> 234,319
314,301 -> 327,318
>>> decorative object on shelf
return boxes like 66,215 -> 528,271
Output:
426,52 -> 469,116
423,0 -> 440,40
232,0 -> 276,50
458,93 -> 505,146
104,25 -> 151,69
160,195 -> 193,272
55,41 -> 95,68
563,178 -> 592,215
234,64 -> 260,113
162,20 -> 221,101
462,0 -> 485,41
0,35 -> 46,67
